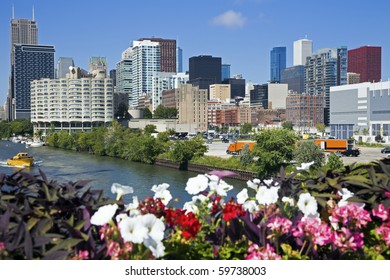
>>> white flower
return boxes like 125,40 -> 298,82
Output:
141,214 -> 165,242
242,200 -> 258,212
183,201 -> 197,214
297,193 -> 318,216
185,174 -> 209,195
119,216 -> 148,244
152,183 -> 172,205
282,196 -> 295,206
209,179 -> 233,197
237,188 -> 249,204
115,213 -> 129,224
246,179 -> 259,191
125,196 -> 140,217
297,161 -> 315,171
111,183 -> 134,200
337,188 -> 365,208
90,204 -> 118,226
143,237 -> 165,258
255,186 -> 279,206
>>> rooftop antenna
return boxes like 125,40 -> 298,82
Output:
305,34 -> 308,39
32,5 -> 35,21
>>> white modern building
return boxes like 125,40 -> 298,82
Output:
31,67 -> 113,135
293,38 -> 313,66
151,72 -> 188,112
268,83 -> 288,109
330,81 -> 390,142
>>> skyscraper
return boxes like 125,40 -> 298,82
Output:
280,65 -> 305,94
13,44 -> 55,119
222,64 -> 231,81
189,55 -> 222,91
176,46 -> 183,73
304,47 -> 347,124
7,8 -> 38,120
270,47 -> 286,83
139,37 -> 176,73
293,38 -> 313,66
57,57 -> 74,78
348,46 -> 381,82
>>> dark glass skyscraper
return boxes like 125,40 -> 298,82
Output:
281,65 -> 305,93
222,64 -> 231,81
270,47 -> 286,83
13,44 -> 55,119
189,55 -> 222,91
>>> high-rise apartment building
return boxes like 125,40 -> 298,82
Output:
7,10 -> 39,120
304,47 -> 347,124
30,67 -> 113,135
270,47 -> 286,82
189,55 -> 222,91
57,57 -> 74,78
139,37 -> 176,73
116,58 -> 133,106
293,38 -> 312,66
12,44 -> 55,119
176,84 -> 208,133
348,46 -> 381,83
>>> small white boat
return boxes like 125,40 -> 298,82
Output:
26,141 -> 45,148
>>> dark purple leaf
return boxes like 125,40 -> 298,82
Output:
42,250 -> 69,260
24,227 -> 33,259
0,209 -> 10,233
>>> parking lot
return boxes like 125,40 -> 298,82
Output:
205,141 -> 389,164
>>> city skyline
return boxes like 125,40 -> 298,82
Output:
1,0 -> 390,105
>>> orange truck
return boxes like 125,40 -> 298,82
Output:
313,139 -> 360,157
226,141 -> 256,155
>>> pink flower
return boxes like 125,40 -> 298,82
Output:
333,227 -> 364,252
329,204 -> 371,229
385,192 -> 390,198
0,242 -> 5,251
246,243 -> 281,260
372,204 -> 389,222
292,218 -> 333,246
375,225 -> 390,245
267,216 -> 292,234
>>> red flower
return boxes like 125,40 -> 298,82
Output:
222,198 -> 246,222
165,208 -> 201,239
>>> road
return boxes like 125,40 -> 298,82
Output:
205,141 -> 389,165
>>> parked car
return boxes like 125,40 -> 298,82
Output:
381,147 -> 390,153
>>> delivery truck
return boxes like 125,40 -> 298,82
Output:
313,139 -> 360,157
226,141 -> 256,155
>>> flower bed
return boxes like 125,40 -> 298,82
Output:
1,159 -> 390,260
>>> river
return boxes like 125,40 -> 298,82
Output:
0,140 -> 246,207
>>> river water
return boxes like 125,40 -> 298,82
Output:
0,140 -> 246,207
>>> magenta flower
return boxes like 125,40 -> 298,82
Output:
208,170 -> 237,179
329,203 -> 371,229
292,217 -> 333,246
372,204 -> 389,222
246,243 -> 281,260
333,227 -> 364,252
375,225 -> 390,245
267,216 -> 292,234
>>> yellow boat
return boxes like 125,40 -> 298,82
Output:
7,152 -> 34,167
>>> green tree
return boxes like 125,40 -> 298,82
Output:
362,128 -> 369,136
293,140 -> 325,169
252,128 -> 297,179
144,124 -> 157,134
171,137 -> 208,169
239,144 -> 253,167
326,153 -> 344,170
142,108 -> 153,119
153,105 -> 178,119
0,122 -> 11,138
122,134 -> 158,164
281,121 -> 294,130
240,123 -> 252,134
316,123 -> 326,136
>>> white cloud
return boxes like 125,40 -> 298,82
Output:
211,10 -> 247,29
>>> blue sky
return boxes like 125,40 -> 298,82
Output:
1,0 -> 390,105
